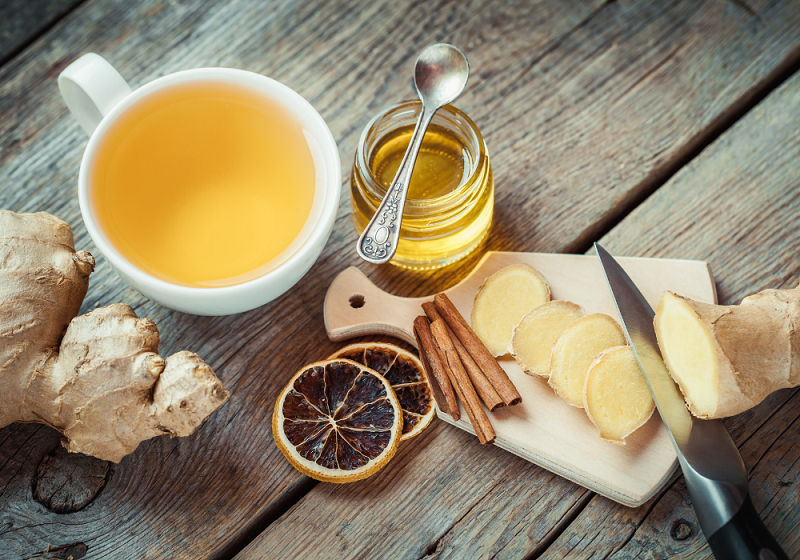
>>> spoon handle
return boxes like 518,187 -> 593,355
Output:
357,105 -> 436,264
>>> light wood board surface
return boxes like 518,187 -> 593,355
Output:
324,251 -> 717,506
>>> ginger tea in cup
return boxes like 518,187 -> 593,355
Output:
61,55 -> 340,315
90,80 -> 317,288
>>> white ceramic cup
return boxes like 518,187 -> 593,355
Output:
59,53 -> 341,316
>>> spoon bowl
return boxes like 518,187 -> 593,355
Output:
414,44 -> 470,108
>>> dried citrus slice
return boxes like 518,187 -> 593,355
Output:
273,359 -> 403,483
329,343 -> 434,441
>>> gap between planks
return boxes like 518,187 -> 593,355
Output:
521,491 -> 597,560
0,0 -> 91,69
566,40 -> 800,256
212,477 -> 317,560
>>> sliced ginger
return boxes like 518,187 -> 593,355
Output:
510,300 -> 584,377
655,288 -> 800,419
584,346 -> 655,444
549,314 -> 626,408
471,264 -> 551,356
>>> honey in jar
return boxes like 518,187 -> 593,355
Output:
351,101 -> 494,270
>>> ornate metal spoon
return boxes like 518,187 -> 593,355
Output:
357,43 -> 469,264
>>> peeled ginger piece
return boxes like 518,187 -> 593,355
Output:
584,346 -> 655,444
510,301 -> 584,376
471,264 -> 551,356
654,288 -> 800,419
549,314 -> 626,408
655,291 -> 720,418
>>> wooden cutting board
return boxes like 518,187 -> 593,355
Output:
323,252 -> 717,506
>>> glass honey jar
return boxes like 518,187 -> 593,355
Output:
351,101 -> 494,270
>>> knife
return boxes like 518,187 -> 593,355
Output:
595,243 -> 788,560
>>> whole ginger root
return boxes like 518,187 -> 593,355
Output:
0,211 -> 229,462
655,287 -> 800,419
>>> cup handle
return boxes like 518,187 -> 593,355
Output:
58,53 -> 133,136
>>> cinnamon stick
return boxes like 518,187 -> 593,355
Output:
430,319 -> 496,445
434,293 -> 522,406
415,330 -> 449,416
422,302 -> 504,411
413,316 -> 459,419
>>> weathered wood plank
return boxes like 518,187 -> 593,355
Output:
237,422 -> 592,560
2,0 -> 800,559
233,1 -> 800,558
0,0 -> 83,65
540,57 -> 800,559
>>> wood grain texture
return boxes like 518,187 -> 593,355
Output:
323,252 -> 718,506
540,52 -> 800,560
34,448 -> 109,514
236,421 -> 593,560
1,0 -> 800,559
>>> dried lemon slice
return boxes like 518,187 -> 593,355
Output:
329,343 -> 434,441
273,359 -> 403,483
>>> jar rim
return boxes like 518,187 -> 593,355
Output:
354,100 -> 487,208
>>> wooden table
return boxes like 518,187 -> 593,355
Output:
1,1 -> 798,558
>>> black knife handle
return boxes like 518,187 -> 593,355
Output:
706,493 -> 788,560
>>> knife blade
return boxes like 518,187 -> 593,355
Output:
595,243 -> 788,560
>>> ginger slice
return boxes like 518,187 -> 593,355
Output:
583,346 -> 655,444
471,264 -> 551,356
655,292 -> 719,417
655,288 -> 800,419
510,300 -> 584,377
548,314 -> 626,408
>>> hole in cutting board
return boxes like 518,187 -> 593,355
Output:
349,294 -> 365,308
